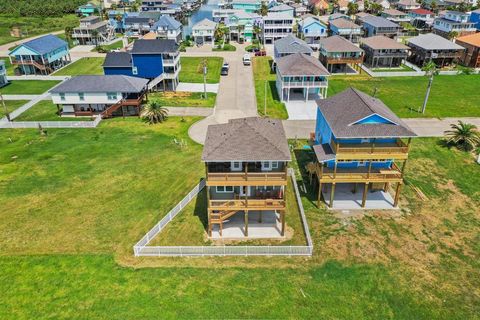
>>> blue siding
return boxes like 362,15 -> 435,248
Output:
355,114 -> 394,125
104,66 -> 133,76
326,160 -> 392,169
315,108 -> 333,144
334,138 -> 398,144
132,54 -> 163,78
471,12 -> 480,30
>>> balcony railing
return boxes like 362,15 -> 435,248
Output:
318,163 -> 403,183
207,171 -> 288,186
331,139 -> 410,159
283,80 -> 328,87
209,199 -> 286,211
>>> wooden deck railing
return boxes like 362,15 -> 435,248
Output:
209,199 -> 286,211
207,171 -> 288,185
318,163 -> 403,183
331,139 -> 409,156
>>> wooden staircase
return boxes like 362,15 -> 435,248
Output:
100,100 -> 123,118
209,210 -> 239,236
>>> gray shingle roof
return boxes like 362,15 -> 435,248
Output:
274,34 -> 313,55
360,36 -> 410,50
202,117 -> 291,162
319,36 -> 363,53
50,75 -> 148,93
269,4 -> 294,11
103,52 -> 132,68
131,39 -> 178,53
362,15 -> 400,28
316,88 -> 416,138
313,144 -> 335,162
276,53 -> 329,76
407,33 -> 464,50
329,18 -> 361,29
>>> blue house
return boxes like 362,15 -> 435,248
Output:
103,39 -> 181,90
298,16 -> 328,49
8,34 -> 71,75
471,9 -> 480,31
312,88 -> 416,209
108,10 -> 127,32
77,3 -> 100,16
232,0 -> 261,13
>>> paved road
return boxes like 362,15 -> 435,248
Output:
403,117 -> 480,137
187,43 -> 257,144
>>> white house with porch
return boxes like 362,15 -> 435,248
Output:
192,18 -> 217,45
275,53 -> 330,102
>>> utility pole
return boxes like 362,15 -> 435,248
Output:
203,58 -> 207,99
0,93 -> 10,122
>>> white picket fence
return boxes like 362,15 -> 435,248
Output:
133,169 -> 314,257
0,116 -> 102,129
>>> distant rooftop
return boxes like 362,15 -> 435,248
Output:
276,53 -> 329,76
319,36 -> 363,53
50,75 -> 148,93
362,15 -> 400,28
360,36 -> 409,50
131,39 -> 179,54
407,33 -> 464,50
329,17 -> 361,29
274,34 -> 313,55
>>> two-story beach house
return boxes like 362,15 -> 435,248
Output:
273,34 -> 313,61
0,60 -> 8,88
454,33 -> 480,68
360,35 -> 410,68
381,9 -> 411,24
152,15 -> 183,43
107,10 -> 127,32
275,53 -> 330,102
409,8 -> 434,30
329,18 -> 363,43
406,33 -> 465,67
103,39 -> 181,91
312,88 -> 417,209
395,0 -> 421,12
202,117 -> 291,238
297,16 -> 328,49
124,12 -> 161,36
262,13 -> 295,44
433,10 -> 476,38
50,75 -> 148,118
361,16 -> 401,38
192,18 -> 217,45
268,4 -> 295,17
8,34 -> 71,75
318,36 -> 364,73
226,11 -> 261,42
231,0 -> 262,13
72,16 -> 115,46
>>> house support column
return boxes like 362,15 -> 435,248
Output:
362,183 -> 369,208
281,210 -> 285,236
244,210 -> 248,237
317,181 -> 323,207
394,182 -> 402,207
329,183 -> 336,208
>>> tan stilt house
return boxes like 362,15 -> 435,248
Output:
202,117 -> 291,238
312,88 -> 417,209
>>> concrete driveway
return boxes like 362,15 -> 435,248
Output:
188,43 -> 257,144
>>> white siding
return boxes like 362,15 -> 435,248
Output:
51,92 -> 122,105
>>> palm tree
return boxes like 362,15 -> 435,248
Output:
444,121 -> 480,151
64,26 -> 73,46
91,29 -> 99,46
260,2 -> 268,16
420,60 -> 438,114
447,30 -> 459,40
347,2 -> 359,15
141,101 -> 168,124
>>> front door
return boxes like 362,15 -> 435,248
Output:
239,186 -> 250,197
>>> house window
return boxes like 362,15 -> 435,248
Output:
262,161 -> 271,171
107,92 -> 117,100
132,66 -> 138,75
271,161 -> 279,169
78,93 -> 85,101
59,93 -> 65,101
216,186 -> 234,193
231,161 -> 242,171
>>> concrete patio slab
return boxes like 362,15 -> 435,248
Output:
211,211 -> 284,239
176,82 -> 219,93
321,183 -> 397,210
285,99 -> 318,120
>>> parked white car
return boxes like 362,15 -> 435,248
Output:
243,54 -> 251,66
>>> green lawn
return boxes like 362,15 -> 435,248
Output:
213,43 -> 237,51
149,91 -> 216,108
179,57 -> 223,84
329,75 -> 480,118
0,14 -> 79,46
371,64 -> 415,72
0,80 -> 60,94
0,118 -> 479,318
14,100 -> 93,121
53,57 -> 105,76
252,56 -> 288,119
92,38 -> 127,52
0,100 -> 28,118
1,58 -> 16,76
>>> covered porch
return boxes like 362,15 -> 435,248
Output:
320,183 -> 398,210
210,211 -> 285,239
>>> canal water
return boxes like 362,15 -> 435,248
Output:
182,0 -> 220,37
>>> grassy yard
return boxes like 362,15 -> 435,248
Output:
329,75 -> 480,118
149,180 -> 306,246
0,58 -> 16,76
252,56 -> 288,119
0,117 -> 479,318
0,80 -> 60,94
0,14 -> 79,46
179,57 -> 223,84
149,91 -> 216,108
53,57 -> 105,76
0,100 -> 28,118
13,100 -> 93,121
371,64 -> 415,72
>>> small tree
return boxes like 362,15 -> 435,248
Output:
444,121 -> 480,151
447,30 -> 459,40
420,60 -> 438,114
347,2 -> 359,15
141,101 -> 168,124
